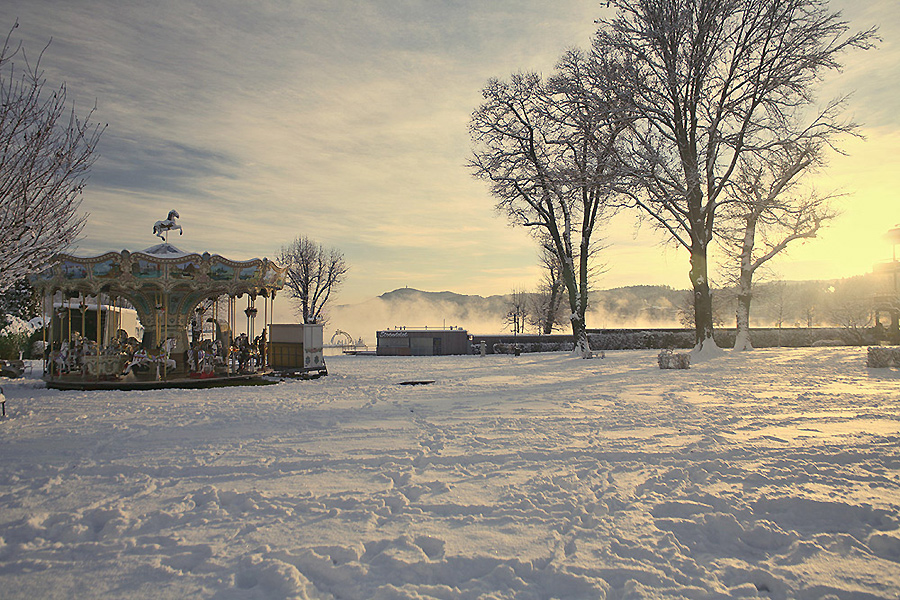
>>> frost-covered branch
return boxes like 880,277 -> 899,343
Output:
0,22 -> 104,292
469,51 -> 631,358
277,236 -> 348,325
593,0 -> 876,351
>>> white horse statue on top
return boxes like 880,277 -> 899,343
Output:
153,210 -> 182,240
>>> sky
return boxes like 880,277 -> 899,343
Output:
5,0 -> 899,307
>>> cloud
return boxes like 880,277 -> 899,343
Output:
5,0 -> 898,305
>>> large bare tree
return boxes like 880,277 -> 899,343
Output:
0,23 -> 103,292
719,127 -> 841,350
470,50 -> 628,358
278,236 -> 348,325
593,0 -> 875,352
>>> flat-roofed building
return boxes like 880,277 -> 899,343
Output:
376,327 -> 470,356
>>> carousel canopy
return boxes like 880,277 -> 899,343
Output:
32,243 -> 286,298
31,242 -> 286,330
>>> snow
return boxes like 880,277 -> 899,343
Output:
138,243 -> 192,258
691,339 -> 726,362
1,315 -> 34,337
1,348 -> 899,599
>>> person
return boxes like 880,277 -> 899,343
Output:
257,329 -> 267,368
237,334 -> 251,371
874,317 -> 885,341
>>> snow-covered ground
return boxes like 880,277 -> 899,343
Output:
1,348 -> 899,599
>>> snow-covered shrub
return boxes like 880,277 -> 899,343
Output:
493,342 -> 575,354
867,346 -> 900,368
589,331 -> 694,351
0,314 -> 35,360
658,349 -> 690,369
811,339 -> 844,347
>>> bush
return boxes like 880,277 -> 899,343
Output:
0,314 -> 36,359
658,349 -> 691,369
0,331 -> 31,360
588,331 -> 694,351
867,347 -> 900,368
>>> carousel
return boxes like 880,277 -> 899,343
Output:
30,211 -> 287,390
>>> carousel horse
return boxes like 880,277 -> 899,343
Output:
191,340 -> 217,374
152,210 -> 182,240
53,342 -> 70,374
123,338 -> 178,378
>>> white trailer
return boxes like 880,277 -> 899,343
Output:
268,324 -> 327,376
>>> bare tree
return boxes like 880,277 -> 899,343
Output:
767,280 -> 790,329
593,0 -> 875,352
719,134 -> 840,350
529,242 -> 567,334
504,288 -> 530,335
470,50 -> 628,358
827,279 -> 873,341
0,22 -> 104,292
277,236 -> 348,325
677,289 -> 727,329
796,281 -> 822,328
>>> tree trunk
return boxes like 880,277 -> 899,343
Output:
561,257 -> 592,359
734,292 -> 753,351
734,218 -> 756,351
542,279 -> 563,335
571,312 -> 592,358
689,246 -> 717,352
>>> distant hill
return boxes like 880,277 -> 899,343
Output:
329,275 -> 881,346
329,285 -> 690,344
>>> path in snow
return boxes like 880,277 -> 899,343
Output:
0,348 -> 898,599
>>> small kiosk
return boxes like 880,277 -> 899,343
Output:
267,323 -> 327,376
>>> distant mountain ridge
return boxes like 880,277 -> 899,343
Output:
331,285 -> 690,339
331,276 -> 875,343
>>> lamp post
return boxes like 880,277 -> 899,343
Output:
874,227 -> 900,344
245,304 -> 258,340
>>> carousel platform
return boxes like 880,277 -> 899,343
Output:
44,372 -> 278,391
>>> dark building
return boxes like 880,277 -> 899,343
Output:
376,327 -> 470,356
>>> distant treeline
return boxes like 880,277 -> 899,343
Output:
369,274 -> 882,331
473,326 -> 876,354
334,275 -> 885,346
590,275 -> 881,330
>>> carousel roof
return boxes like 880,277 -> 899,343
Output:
140,243 -> 194,258
31,243 -> 287,297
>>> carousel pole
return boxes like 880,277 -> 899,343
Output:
67,296 -> 72,346
163,290 -> 169,380
80,292 -> 86,339
96,293 -> 102,380
52,292 -> 57,378
155,293 -> 160,348
55,292 -> 61,377
47,291 -> 54,377
269,291 -> 275,367
57,292 -> 63,377
42,291 -> 48,374
263,292 -> 268,368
